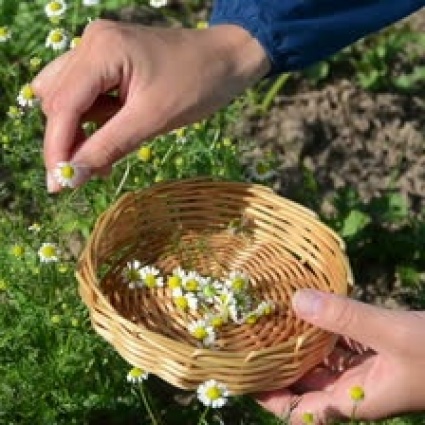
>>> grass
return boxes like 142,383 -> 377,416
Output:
1,0 -> 425,424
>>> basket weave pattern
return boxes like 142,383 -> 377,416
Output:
77,178 -> 352,394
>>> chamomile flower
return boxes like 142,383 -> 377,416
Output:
248,158 -> 276,182
172,287 -> 198,311
243,311 -> 259,325
349,386 -> 365,403
10,244 -> 25,258
255,300 -> 275,316
197,379 -> 229,408
53,161 -> 83,188
46,28 -> 68,50
199,279 -> 222,304
225,271 -> 249,293
182,270 -> 203,292
122,260 -> 144,289
45,0 -> 67,19
137,145 -> 152,162
0,26 -> 11,42
127,366 -> 148,383
188,319 -> 215,347
150,0 -> 167,8
70,36 -> 81,49
140,265 -> 163,288
83,0 -> 99,5
7,106 -> 23,120
38,242 -> 59,263
206,313 -> 227,329
17,84 -> 37,108
28,222 -> 41,233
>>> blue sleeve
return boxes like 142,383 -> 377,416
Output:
209,0 -> 425,76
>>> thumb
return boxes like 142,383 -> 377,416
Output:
292,289 -> 406,355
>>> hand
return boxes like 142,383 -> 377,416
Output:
32,19 -> 270,192
256,289 -> 425,424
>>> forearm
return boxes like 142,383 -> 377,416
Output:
210,0 -> 425,75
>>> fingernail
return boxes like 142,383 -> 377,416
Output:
46,172 -> 57,193
292,289 -> 324,318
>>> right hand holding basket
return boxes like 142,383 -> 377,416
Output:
256,289 -> 425,424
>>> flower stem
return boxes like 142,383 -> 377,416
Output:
197,406 -> 210,425
139,383 -> 160,425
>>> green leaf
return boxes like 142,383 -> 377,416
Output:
340,209 -> 371,238
0,1 -> 19,24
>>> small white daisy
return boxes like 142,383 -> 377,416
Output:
199,278 -> 222,304
171,287 -> 198,311
46,28 -> 68,50
0,26 -> 11,42
188,319 -> 215,347
255,300 -> 275,316
122,260 -> 144,289
167,267 -> 185,289
28,222 -> 42,233
150,0 -> 167,8
182,270 -> 203,292
197,380 -> 229,408
140,265 -> 163,288
45,0 -> 67,19
38,242 -> 59,263
205,313 -> 228,329
126,366 -> 148,383
7,105 -> 23,120
83,0 -> 99,5
17,84 -> 38,108
224,271 -> 250,293
53,161 -> 84,188
248,158 -> 276,182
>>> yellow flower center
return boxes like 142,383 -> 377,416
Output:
126,269 -> 141,282
22,85 -> 34,100
49,1 -> 62,11
185,279 -> 199,291
192,327 -> 207,340
137,146 -> 152,162
11,245 -> 25,257
41,245 -> 56,258
71,36 -> 81,47
301,412 -> 314,425
167,276 -> 181,289
231,278 -> 245,291
129,367 -> 145,378
51,31 -> 63,43
205,386 -> 221,401
349,386 -> 365,402
60,165 -> 74,179
246,314 -> 258,325
0,27 -> 9,37
144,274 -> 156,288
211,316 -> 224,328
174,296 -> 188,310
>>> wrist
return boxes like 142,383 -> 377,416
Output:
205,24 -> 271,86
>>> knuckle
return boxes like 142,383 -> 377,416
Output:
41,92 -> 68,116
328,297 -> 357,334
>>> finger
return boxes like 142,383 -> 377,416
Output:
292,289 -> 411,355
255,388 -> 295,418
31,50 -> 74,96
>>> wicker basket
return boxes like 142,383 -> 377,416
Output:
76,178 -> 353,395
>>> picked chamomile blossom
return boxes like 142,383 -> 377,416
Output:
188,319 -> 216,347
53,161 -> 87,189
122,260 -> 144,289
38,242 -> 60,263
140,265 -> 164,288
172,287 -> 198,312
45,0 -> 67,19
126,366 -> 149,383
70,36 -> 82,49
197,379 -> 229,408
17,84 -> 38,108
46,28 -> 68,50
